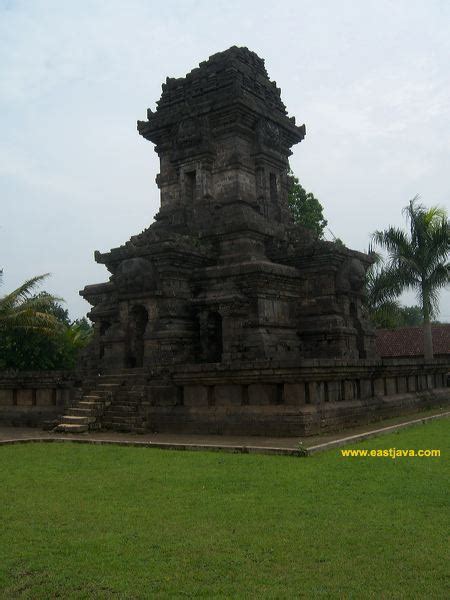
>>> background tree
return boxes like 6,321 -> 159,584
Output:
0,274 -> 62,336
288,171 -> 328,238
398,305 -> 423,326
371,197 -> 449,359
365,255 -> 424,328
0,274 -> 92,370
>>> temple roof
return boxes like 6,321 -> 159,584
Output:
137,46 -> 304,144
157,46 -> 286,114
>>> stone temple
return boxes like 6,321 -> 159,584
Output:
55,47 -> 449,435
83,46 -> 375,368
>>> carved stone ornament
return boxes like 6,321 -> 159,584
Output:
176,117 -> 202,148
256,118 -> 280,150
111,257 -> 158,293
336,258 -> 366,294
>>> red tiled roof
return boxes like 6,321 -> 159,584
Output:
376,324 -> 450,357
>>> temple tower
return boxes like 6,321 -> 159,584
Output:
81,47 -> 376,371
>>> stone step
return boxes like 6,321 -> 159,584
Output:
79,399 -> 110,407
85,378 -> 134,387
61,415 -> 96,425
113,399 -> 142,405
107,401 -> 139,408
108,413 -> 142,421
109,398 -> 140,404
67,408 -> 96,417
97,383 -> 121,388
78,401 -> 101,409
84,399 -> 112,407
54,423 -> 89,433
104,417 -> 143,426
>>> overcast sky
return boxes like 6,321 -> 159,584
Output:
1,0 -> 449,320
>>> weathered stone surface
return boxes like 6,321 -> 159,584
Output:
16,390 -> 33,406
284,383 -> 306,405
214,385 -> 242,406
0,390 -> 13,406
248,384 -> 278,405
184,385 -> 209,407
35,389 -> 54,406
41,47 -> 449,437
80,46 -> 376,373
0,372 -> 78,427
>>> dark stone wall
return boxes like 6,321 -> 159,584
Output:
96,358 -> 450,436
0,372 -> 81,427
2,359 -> 447,436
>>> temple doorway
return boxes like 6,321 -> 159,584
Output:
127,305 -> 148,368
205,312 -> 223,362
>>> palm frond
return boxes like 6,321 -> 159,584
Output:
0,274 -> 65,337
0,308 -> 62,334
0,274 -> 51,312
372,198 -> 449,328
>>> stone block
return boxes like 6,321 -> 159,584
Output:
360,379 -> 372,399
373,378 -> 384,397
385,378 -> 397,396
308,381 -> 325,404
397,377 -> 407,394
0,389 -> 13,406
407,376 -> 416,392
214,385 -> 242,406
184,385 -> 209,407
248,384 -> 276,405
284,383 -> 306,405
16,389 -> 33,406
54,389 -> 64,406
36,389 -> 54,406
418,375 -> 427,391
327,381 -> 342,402
342,380 -> 355,401
434,373 -> 443,388
148,386 -> 179,406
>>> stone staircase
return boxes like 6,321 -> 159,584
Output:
54,378 -> 121,433
53,372 -> 148,433
101,386 -> 147,432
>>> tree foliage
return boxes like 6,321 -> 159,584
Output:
0,274 -> 63,336
0,274 -> 92,370
288,171 -> 328,238
370,197 -> 449,357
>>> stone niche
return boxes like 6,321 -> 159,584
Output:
80,46 -> 376,372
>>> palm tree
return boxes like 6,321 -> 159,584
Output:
371,197 -> 449,359
365,256 -> 403,328
0,273 -> 63,335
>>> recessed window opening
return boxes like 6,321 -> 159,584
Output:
186,170 -> 196,202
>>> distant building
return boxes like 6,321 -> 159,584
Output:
376,325 -> 450,358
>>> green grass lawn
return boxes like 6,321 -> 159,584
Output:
1,419 -> 448,599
